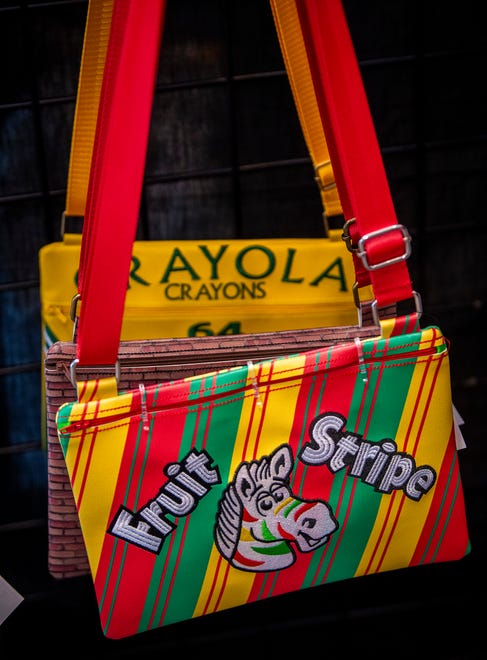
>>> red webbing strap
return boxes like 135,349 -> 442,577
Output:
76,0 -> 166,366
297,0 -> 414,310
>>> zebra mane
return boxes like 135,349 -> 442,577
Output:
214,482 -> 242,560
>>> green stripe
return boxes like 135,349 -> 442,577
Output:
103,541 -> 129,635
318,332 -> 421,583
43,322 -> 58,349
140,365 -> 248,628
258,572 -> 279,600
295,349 -> 331,496
56,401 -> 76,436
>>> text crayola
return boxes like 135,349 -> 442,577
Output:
126,244 -> 349,301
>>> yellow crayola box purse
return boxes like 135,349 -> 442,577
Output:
39,0 -> 370,352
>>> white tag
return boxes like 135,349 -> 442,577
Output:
453,404 -> 466,450
0,575 -> 24,625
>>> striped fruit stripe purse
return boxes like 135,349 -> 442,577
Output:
55,0 -> 470,640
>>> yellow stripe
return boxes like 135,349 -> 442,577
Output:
194,354 -> 306,615
68,389 -> 133,421
77,376 -> 118,402
355,347 -> 453,575
64,390 -> 134,574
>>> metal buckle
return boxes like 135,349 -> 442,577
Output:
60,212 -> 84,238
352,282 -> 376,327
353,282 -> 365,327
69,293 -> 81,341
341,217 -> 357,253
60,211 -> 66,238
371,291 -> 423,326
323,212 -> 345,239
314,160 -> 336,192
352,281 -> 361,311
357,224 -> 412,271
69,358 -> 121,388
69,293 -> 80,323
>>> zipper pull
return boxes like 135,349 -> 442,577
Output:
47,305 -> 70,324
139,383 -> 150,431
247,361 -> 263,407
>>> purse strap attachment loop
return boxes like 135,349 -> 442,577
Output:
357,224 -> 412,272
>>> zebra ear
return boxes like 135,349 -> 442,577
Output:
234,463 -> 255,503
269,445 -> 293,480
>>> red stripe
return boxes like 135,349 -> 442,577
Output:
247,570 -> 269,603
360,338 -> 387,438
308,345 -> 382,584
95,398 -> 154,630
401,330 -> 439,458
201,554 -> 227,616
313,471 -> 358,586
206,560 -> 232,615
367,491 -> 404,575
262,350 -> 363,599
95,386 -> 190,637
198,373 -> 218,451
209,362 -> 271,607
98,529 -> 158,638
251,361 -> 274,461
297,0 -> 413,307
75,428 -> 97,509
77,379 -> 89,402
287,355 -> 326,489
152,377 -> 218,626
77,0 -> 166,366
69,380 -> 107,499
238,363 -> 263,462
109,548 -> 159,637
251,355 -> 323,600
147,529 -> 179,629
411,430 -> 470,564
71,398 -> 101,505
188,373 -> 215,451
429,469 -> 470,562
110,395 -> 151,511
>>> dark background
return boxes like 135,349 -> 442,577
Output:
1,0 -> 486,657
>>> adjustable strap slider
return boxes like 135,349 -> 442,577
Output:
357,224 -> 412,271
314,159 -> 335,192
323,212 -> 345,240
69,357 -> 121,389
60,212 -> 84,239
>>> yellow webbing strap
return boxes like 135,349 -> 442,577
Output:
65,1 -> 341,240
63,0 -> 114,244
270,0 -> 343,233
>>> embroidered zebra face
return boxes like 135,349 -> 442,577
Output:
214,445 -> 338,572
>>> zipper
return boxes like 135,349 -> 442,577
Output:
44,300 -> 357,320
45,321 -> 382,376
44,305 -> 72,324
58,339 -> 446,435
43,300 -> 360,342
45,341 -> 328,375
